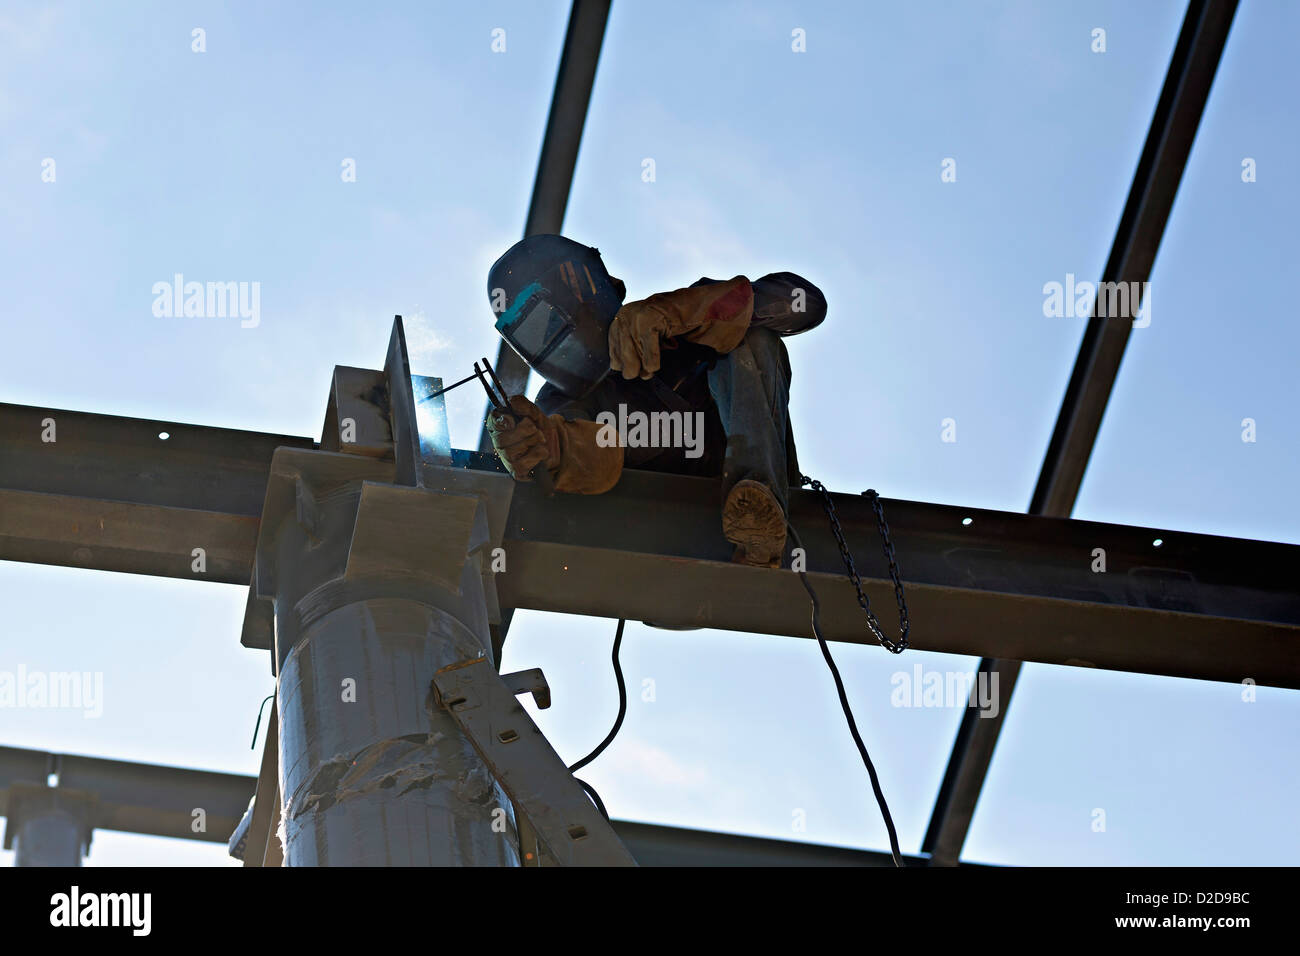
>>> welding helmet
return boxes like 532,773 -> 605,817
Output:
488,235 -> 626,398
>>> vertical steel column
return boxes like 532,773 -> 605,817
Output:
14,810 -> 85,867
239,321 -> 521,866
8,788 -> 91,867
251,452 -> 520,866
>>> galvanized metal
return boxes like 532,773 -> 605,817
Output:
0,747 -> 247,846
13,807 -> 86,867
1,744 -> 936,866
3,784 -> 93,867
432,656 -> 636,867
383,315 -> 425,486
248,445 -> 519,866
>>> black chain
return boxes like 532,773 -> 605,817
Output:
800,476 -> 910,654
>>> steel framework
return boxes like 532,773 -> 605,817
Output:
0,0 -> 1271,866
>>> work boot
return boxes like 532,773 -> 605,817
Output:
723,479 -> 787,568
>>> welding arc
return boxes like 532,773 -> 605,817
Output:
569,618 -> 628,820
787,523 -> 904,868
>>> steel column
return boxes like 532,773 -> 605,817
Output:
252,451 -> 520,866
14,808 -> 86,867
4,785 -> 92,867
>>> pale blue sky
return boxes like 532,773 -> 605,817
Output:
2,0 -> 1296,865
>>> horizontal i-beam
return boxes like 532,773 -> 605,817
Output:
0,403 -> 312,582
0,746 -> 252,845
2,402 -> 1298,687
0,746 -> 920,866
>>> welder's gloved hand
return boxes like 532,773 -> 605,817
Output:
487,395 -> 624,495
486,395 -> 559,481
608,276 -> 754,380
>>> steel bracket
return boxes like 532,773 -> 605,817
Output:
432,656 -> 636,866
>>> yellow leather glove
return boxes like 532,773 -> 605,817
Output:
486,395 -> 623,494
486,395 -> 559,481
608,276 -> 754,380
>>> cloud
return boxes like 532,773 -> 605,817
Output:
632,195 -> 762,287
602,738 -> 714,791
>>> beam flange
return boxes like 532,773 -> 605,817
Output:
0,747 -> 252,845
0,746 -> 946,866
3,405 -> 1298,687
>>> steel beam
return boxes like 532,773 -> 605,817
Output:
481,0 -> 612,444
0,746 -> 940,866
0,401 -> 313,584
3,404 -> 1298,686
611,821 -> 952,868
923,0 -> 1240,866
495,469 -> 1300,687
0,747 -> 251,845
1034,0 -> 1238,515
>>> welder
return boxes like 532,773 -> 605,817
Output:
485,234 -> 824,568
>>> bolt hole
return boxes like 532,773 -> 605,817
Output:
961,517 -> 973,526
158,431 -> 170,440
1152,538 -> 1163,548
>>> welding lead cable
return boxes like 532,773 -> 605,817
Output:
786,523 -> 904,868
575,778 -> 610,820
250,693 -> 275,750
568,618 -> 627,821
568,618 -> 628,774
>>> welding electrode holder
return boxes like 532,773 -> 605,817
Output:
423,357 -> 556,496
487,405 -> 556,496
477,357 -> 556,497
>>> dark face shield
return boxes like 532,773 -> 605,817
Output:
493,261 -> 621,398
498,286 -> 570,361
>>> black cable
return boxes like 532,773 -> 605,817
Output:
567,618 -> 627,822
787,523 -> 904,867
575,778 -> 610,819
250,693 -> 274,750
568,618 -> 627,774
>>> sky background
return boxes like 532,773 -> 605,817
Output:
1,0 -> 1297,866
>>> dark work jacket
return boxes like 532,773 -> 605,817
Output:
535,272 -> 824,477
